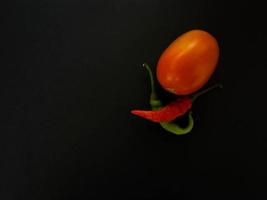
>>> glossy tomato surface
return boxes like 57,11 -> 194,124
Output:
156,30 -> 219,95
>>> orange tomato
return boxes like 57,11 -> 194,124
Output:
156,30 -> 219,95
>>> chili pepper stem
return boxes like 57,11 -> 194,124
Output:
191,84 -> 223,102
143,63 -> 157,100
143,63 -> 162,109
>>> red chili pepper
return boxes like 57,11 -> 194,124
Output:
131,97 -> 192,122
131,84 -> 222,123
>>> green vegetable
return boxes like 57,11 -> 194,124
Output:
143,63 -> 194,135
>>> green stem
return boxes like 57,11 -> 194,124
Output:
143,63 -> 157,100
191,84 -> 223,102
143,63 -> 162,109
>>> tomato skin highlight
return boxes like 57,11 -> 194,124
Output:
156,30 -> 219,95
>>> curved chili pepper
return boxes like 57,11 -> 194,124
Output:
131,82 -> 222,123
131,97 -> 192,122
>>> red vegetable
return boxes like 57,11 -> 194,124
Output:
131,84 -> 222,123
157,30 -> 219,95
131,97 -> 192,123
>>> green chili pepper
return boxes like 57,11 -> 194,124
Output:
143,63 -> 194,135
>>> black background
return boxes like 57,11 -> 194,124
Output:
1,0 -> 267,199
